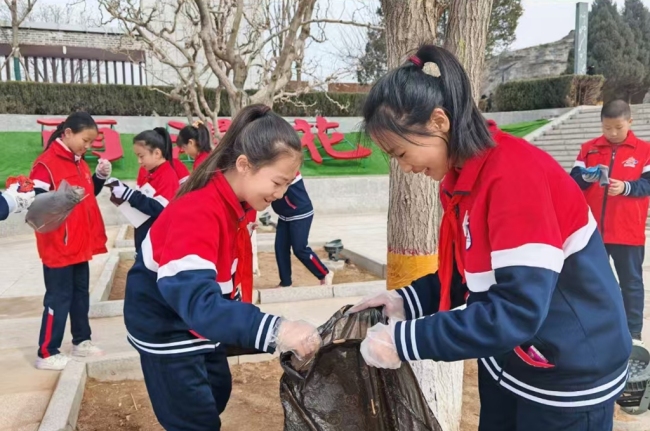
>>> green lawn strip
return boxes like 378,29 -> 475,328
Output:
0,120 -> 551,184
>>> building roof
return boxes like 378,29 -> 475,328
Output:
0,21 -> 123,35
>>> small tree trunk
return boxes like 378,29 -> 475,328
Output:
444,0 -> 494,98
380,1 -> 462,430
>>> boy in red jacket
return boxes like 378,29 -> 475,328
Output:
571,100 -> 650,345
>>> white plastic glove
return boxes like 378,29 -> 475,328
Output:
95,159 -> 112,180
3,183 -> 36,213
347,290 -> 405,321
270,318 -> 322,360
360,321 -> 401,369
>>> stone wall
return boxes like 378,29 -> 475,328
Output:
481,31 -> 574,96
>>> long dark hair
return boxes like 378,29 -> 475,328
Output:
133,127 -> 174,164
177,104 -> 302,198
363,44 -> 493,165
46,112 -> 98,150
177,122 -> 212,154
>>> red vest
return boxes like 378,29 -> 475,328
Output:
577,132 -> 650,245
31,143 -> 108,268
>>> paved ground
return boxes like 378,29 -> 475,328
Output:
1,213 -> 650,430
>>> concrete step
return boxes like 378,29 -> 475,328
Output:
541,124 -> 650,137
560,118 -> 650,128
534,130 -> 650,141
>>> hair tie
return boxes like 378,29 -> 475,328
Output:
192,120 -> 204,128
409,55 -> 423,68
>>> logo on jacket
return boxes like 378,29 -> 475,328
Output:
623,157 -> 638,168
462,211 -> 471,250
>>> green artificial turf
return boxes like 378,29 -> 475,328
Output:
0,119 -> 550,185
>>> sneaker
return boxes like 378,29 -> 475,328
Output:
35,354 -> 70,371
72,340 -> 104,357
320,271 -> 334,287
632,333 -> 645,347
275,284 -> 292,289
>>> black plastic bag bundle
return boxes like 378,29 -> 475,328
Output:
280,306 -> 442,431
25,180 -> 86,233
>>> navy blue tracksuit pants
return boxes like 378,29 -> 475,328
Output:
140,348 -> 232,431
37,262 -> 92,358
275,215 -> 329,287
605,244 -> 644,335
478,362 -> 615,431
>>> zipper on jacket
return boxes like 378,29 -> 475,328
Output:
600,146 -> 617,239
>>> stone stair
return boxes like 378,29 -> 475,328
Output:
529,104 -> 650,228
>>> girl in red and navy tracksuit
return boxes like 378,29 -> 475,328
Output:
30,112 -> 110,371
350,45 -> 631,431
272,173 -> 332,287
177,120 -> 212,170
571,99 -> 650,344
124,105 -> 322,431
109,128 -> 179,255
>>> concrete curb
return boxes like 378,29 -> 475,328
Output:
114,224 -> 133,248
38,360 -> 87,431
90,250 -> 119,304
525,105 -> 583,142
259,280 -> 384,304
341,247 -> 386,279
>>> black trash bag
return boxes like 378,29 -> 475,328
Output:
25,180 -> 86,233
280,306 -> 442,431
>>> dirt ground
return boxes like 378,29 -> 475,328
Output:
125,225 -> 134,240
109,250 -> 377,300
77,361 -> 285,431
109,258 -> 134,301
255,249 -> 378,289
73,358 -> 636,431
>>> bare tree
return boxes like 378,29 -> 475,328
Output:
1,0 -> 37,81
98,0 -> 378,124
26,1 -> 102,27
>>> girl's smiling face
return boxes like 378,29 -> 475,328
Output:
134,141 -> 166,171
62,127 -> 98,156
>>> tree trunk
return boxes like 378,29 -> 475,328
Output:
444,0 -> 494,98
380,1 -> 462,431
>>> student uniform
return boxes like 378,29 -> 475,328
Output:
172,157 -> 191,184
193,151 -> 209,169
124,171 -> 278,430
392,122 -> 631,431
30,139 -> 108,359
0,193 -> 10,220
129,162 -> 179,254
571,132 -> 650,337
271,173 -> 329,286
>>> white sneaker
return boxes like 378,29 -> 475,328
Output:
633,338 -> 646,348
35,353 -> 70,371
72,340 -> 104,357
320,271 -> 334,287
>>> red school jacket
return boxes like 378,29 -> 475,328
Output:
573,132 -> 650,246
30,140 -> 108,268
193,151 -> 209,170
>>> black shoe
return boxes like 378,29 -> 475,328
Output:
631,332 -> 642,342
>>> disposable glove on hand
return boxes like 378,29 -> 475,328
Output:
105,178 -> 131,205
360,320 -> 402,369
270,318 -> 322,360
95,159 -> 112,180
3,183 -> 36,213
347,290 -> 405,321
580,165 -> 609,186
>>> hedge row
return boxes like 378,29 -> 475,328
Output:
0,81 -> 367,117
495,75 -> 605,112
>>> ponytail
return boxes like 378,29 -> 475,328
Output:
177,122 -> 212,154
134,127 -> 174,164
362,44 -> 493,165
177,104 -> 302,198
153,127 -> 174,163
45,112 -> 97,151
